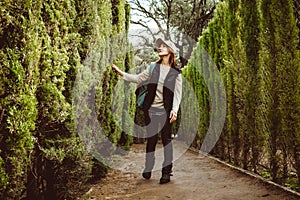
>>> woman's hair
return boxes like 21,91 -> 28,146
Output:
156,48 -> 179,69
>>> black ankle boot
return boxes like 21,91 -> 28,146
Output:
142,171 -> 151,179
159,173 -> 172,184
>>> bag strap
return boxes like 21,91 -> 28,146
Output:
149,62 -> 156,75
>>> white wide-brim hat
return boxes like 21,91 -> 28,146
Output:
155,38 -> 178,54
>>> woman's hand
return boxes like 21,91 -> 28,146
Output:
169,110 -> 177,123
112,64 -> 124,76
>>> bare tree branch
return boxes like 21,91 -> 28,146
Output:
130,20 -> 157,42
131,0 -> 169,39
128,0 -> 217,67
130,34 -> 153,47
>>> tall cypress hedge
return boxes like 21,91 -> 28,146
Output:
0,0 -> 132,199
185,0 -> 300,191
259,0 -> 300,184
240,0 -> 261,172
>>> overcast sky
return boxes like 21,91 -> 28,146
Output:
128,0 -> 158,31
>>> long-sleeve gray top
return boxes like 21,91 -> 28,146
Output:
123,63 -> 182,115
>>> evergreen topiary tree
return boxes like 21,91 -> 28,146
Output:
259,0 -> 299,184
0,0 -> 133,199
240,0 -> 261,172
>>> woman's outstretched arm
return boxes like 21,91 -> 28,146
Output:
111,63 -> 151,84
112,63 -> 124,76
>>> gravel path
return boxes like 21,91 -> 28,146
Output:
82,142 -> 300,200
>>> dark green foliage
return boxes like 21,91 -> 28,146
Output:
186,0 -> 300,191
0,1 -> 39,197
181,29 -> 212,150
259,0 -> 300,184
0,48 -> 37,198
240,0 -> 261,171
223,0 -> 242,166
0,0 -> 132,199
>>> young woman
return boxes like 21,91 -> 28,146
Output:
112,38 -> 182,184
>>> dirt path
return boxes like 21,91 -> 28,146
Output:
82,142 -> 300,200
